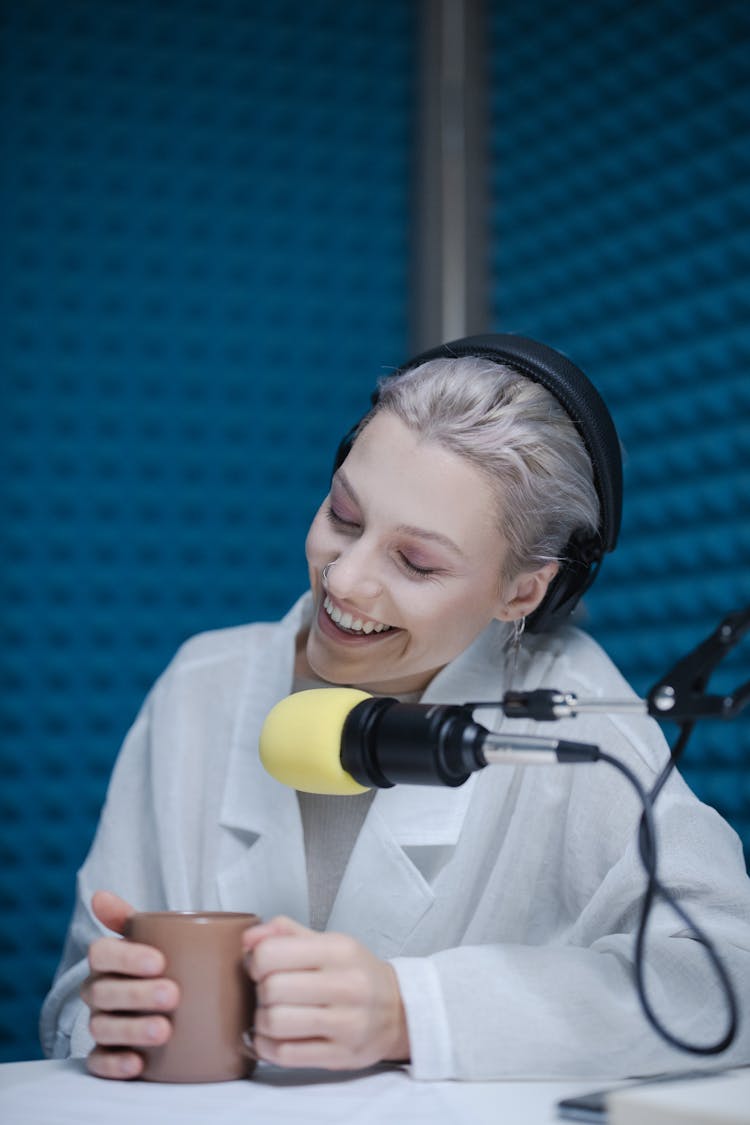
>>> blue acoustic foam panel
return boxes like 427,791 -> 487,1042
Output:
0,0 -> 414,1061
489,1 -> 750,868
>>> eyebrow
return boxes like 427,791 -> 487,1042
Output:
333,470 -> 466,558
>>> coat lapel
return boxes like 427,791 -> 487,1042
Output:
327,775 -> 478,955
216,600 -> 310,922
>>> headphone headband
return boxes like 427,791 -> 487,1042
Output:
333,333 -> 623,631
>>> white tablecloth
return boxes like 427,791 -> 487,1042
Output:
0,1058 -> 593,1125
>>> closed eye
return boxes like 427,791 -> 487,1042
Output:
399,554 -> 438,578
326,504 -> 359,530
327,502 -> 441,580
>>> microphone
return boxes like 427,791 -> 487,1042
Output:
259,688 -> 600,794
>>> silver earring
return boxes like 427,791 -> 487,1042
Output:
507,615 -> 526,685
322,561 -> 335,589
512,616 -> 526,646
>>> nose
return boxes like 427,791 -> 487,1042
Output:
325,542 -> 382,603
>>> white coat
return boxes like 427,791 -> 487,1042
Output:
40,594 -> 750,1079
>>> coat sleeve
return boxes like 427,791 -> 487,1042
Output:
390,716 -> 750,1081
39,689 -> 166,1059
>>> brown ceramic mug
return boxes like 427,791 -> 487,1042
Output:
124,910 -> 260,1083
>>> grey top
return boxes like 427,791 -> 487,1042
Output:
293,676 -> 420,930
297,787 -> 377,930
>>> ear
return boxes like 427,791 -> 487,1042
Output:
495,561 -> 559,622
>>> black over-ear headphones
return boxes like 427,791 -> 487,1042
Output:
333,333 -> 623,632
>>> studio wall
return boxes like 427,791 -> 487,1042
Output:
1,0 -> 414,1062
488,0 -> 750,866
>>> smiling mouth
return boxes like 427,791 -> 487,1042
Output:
323,596 -> 394,635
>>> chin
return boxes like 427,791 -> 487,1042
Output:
305,639 -> 351,686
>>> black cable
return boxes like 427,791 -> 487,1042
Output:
597,746 -> 739,1055
646,721 -> 694,805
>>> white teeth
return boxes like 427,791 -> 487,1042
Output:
323,596 -> 391,635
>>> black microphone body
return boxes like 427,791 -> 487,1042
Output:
342,699 -> 484,788
341,697 -> 599,789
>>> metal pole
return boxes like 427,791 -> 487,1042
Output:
413,0 -> 488,351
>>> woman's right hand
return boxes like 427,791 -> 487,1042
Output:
80,890 -> 180,1079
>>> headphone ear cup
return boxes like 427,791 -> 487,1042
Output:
332,334 -> 622,631
526,535 -> 603,632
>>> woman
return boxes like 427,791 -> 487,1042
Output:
41,336 -> 750,1080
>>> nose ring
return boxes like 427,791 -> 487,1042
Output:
322,561 -> 335,589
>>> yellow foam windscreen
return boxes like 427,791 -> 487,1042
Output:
259,687 -> 372,795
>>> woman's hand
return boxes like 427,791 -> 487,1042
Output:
80,891 -> 180,1080
242,916 -> 410,1070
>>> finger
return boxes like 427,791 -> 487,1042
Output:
241,915 -> 308,953
81,974 -> 179,1014
249,931 -> 359,982
86,1047 -> 145,1081
256,967 -> 357,1009
253,1033 -> 366,1072
91,890 -> 136,936
253,1002 -> 349,1043
89,1012 -> 172,1049
88,936 -> 165,977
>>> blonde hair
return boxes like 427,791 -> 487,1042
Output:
369,355 -> 600,583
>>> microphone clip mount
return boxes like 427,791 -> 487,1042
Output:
646,606 -> 750,723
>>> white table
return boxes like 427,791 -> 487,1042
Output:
0,1058 -> 597,1124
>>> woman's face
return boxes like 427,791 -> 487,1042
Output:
303,411 -> 521,696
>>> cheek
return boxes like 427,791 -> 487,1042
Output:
400,584 -> 501,644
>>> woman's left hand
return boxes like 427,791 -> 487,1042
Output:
241,916 -> 410,1070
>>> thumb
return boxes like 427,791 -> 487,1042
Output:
91,889 -> 136,936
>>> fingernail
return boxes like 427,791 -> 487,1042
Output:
146,1019 -> 163,1043
119,1055 -> 140,1078
153,984 -> 172,1007
138,953 -> 162,974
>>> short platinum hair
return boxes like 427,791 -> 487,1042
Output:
369,355 -> 600,583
